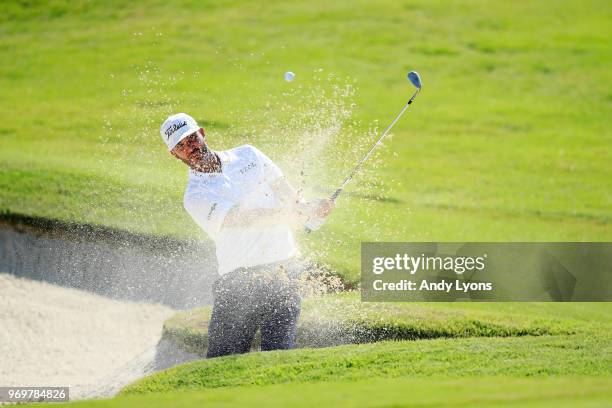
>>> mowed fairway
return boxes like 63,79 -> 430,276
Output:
0,0 -> 610,281
25,378 -> 612,408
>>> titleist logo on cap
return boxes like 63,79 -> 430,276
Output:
165,121 -> 187,139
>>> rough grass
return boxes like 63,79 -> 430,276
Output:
119,299 -> 610,396
27,377 -> 612,408
19,296 -> 612,407
162,293 -> 578,355
122,332 -> 612,395
0,0 -> 611,281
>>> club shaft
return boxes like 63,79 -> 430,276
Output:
330,88 -> 420,201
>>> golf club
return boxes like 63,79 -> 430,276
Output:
305,71 -> 422,232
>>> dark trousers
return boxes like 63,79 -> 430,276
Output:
206,260 -> 302,358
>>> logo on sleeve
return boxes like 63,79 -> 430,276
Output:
240,162 -> 257,174
164,121 -> 187,140
207,203 -> 217,220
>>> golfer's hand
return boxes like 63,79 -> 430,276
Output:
311,198 -> 334,219
300,198 -> 333,232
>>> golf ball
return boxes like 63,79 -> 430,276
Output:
284,71 -> 295,82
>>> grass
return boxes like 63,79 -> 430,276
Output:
162,293 -> 580,355
20,300 -> 610,406
117,297 -> 610,399
28,377 -> 612,408
1,0 -> 611,281
121,335 -> 611,395
3,2 -> 611,407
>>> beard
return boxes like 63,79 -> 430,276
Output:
185,145 -> 218,172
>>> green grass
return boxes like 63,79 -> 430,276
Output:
3,3 -> 611,407
123,335 -> 611,395
119,298 -> 610,397
1,0 -> 611,281
28,377 -> 612,408
162,293 -> 580,355
22,300 -> 608,407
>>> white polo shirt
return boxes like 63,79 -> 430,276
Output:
183,144 -> 299,276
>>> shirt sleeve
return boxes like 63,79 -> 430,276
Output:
249,145 -> 284,183
183,191 -> 235,237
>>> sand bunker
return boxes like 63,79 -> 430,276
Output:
0,273 -> 175,400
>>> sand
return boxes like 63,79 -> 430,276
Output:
0,273 -> 175,400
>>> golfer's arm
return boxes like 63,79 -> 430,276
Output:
270,176 -> 302,207
221,178 -> 304,229
221,206 -> 289,228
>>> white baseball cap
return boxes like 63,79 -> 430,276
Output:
160,113 -> 200,151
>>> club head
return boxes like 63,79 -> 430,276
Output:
407,71 -> 422,89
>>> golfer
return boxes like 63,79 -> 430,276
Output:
160,113 -> 332,358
